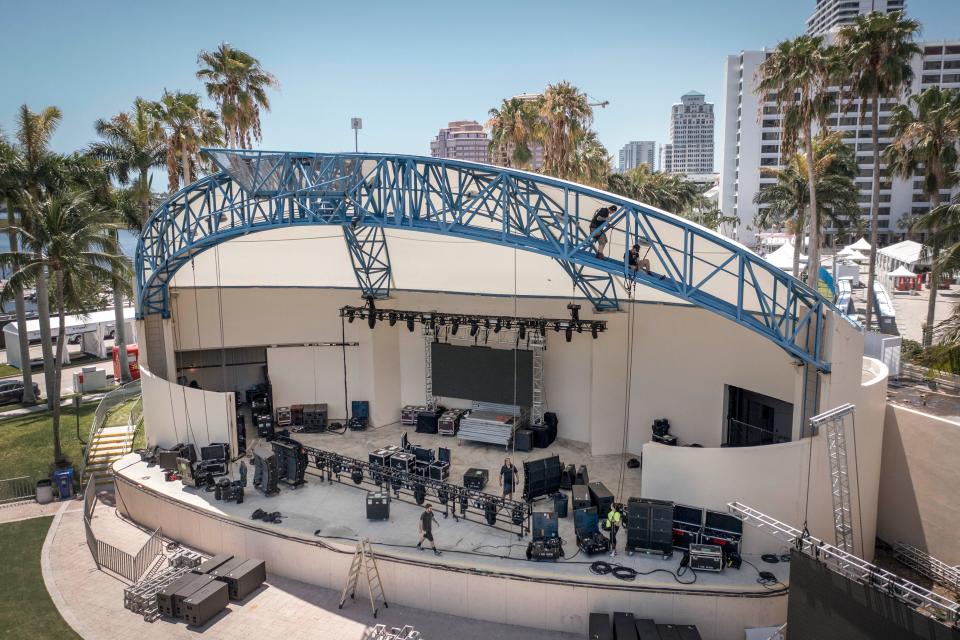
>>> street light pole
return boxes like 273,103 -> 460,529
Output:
351,117 -> 362,153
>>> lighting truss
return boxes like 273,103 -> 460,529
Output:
728,502 -> 960,627
338,304 -> 607,341
136,149 -> 845,374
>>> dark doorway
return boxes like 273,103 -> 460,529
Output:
725,385 -> 793,446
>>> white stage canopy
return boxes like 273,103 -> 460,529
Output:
764,242 -> 807,271
849,237 -> 871,251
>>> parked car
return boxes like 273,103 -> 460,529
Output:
0,380 -> 41,404
67,333 -> 82,345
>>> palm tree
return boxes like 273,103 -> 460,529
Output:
487,97 -> 540,169
0,136 -> 36,403
88,99 -> 166,383
196,43 -> 278,149
758,36 -> 838,288
0,189 -> 127,464
607,165 -> 700,212
150,91 -> 224,192
539,82 -> 593,180
14,105 -> 64,408
754,133 -> 861,278
571,130 -> 611,187
836,10 -> 921,330
88,98 -> 166,226
885,87 -> 960,345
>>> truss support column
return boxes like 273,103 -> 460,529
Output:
810,403 -> 856,554
530,332 -> 545,425
344,225 -> 392,299
554,259 -> 619,312
423,326 -> 436,410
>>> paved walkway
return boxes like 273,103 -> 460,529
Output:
42,498 -> 576,640
0,498 -> 64,524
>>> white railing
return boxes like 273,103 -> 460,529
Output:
0,475 -> 35,505
83,478 -> 163,583
79,380 -> 142,485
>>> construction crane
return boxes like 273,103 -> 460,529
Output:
588,95 -> 610,109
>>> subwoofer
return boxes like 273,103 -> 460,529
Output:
626,497 -> 674,556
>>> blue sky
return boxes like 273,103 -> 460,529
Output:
1,0 -> 957,166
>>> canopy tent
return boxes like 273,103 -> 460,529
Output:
764,241 -> 807,271
877,240 -> 928,267
889,265 -> 917,278
845,250 -> 869,262
2,307 -> 135,369
848,237 -> 871,251
837,246 -> 856,257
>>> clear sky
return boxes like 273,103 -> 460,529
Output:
1,0 -> 958,167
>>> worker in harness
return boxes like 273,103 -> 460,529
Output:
605,503 -> 623,557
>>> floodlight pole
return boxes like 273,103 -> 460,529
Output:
351,117 -> 362,153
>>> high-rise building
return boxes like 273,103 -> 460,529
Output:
430,120 -> 490,164
662,91 -> 715,175
618,141 -> 657,172
719,3 -> 960,247
806,0 -> 906,36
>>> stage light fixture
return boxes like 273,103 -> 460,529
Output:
567,302 -> 581,322
484,318 -> 491,329
576,322 -> 583,333
368,313 -> 377,329
388,312 -> 397,326
518,322 -> 526,339
553,322 -> 561,332
451,318 -> 460,335
494,318 -> 502,333
347,309 -> 355,323
565,326 -> 573,342
591,323 -> 599,339
469,319 -> 479,337
406,315 -> 415,332
538,320 -> 547,336
504,320 -> 512,330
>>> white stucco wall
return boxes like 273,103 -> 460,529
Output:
164,287 -> 806,452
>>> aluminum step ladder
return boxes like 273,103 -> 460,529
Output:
339,538 -> 388,617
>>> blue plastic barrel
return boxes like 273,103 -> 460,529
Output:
52,468 -> 75,499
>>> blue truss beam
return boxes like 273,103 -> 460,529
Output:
343,224 -> 392,299
135,149 -> 851,372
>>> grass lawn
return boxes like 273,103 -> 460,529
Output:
0,516 -> 81,639
0,363 -> 21,378
0,404 -> 97,481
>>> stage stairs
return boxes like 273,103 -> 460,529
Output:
79,381 -> 143,489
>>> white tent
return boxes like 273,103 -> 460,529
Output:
2,307 -> 136,369
849,237 -> 871,251
846,250 -> 869,262
889,265 -> 916,278
837,246 -> 856,257
878,240 -> 928,267
765,242 -> 807,271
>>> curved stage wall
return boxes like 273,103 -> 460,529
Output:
114,458 -> 787,640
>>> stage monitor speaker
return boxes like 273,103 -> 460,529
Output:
571,484 -> 591,511
587,481 -> 614,518
514,429 -> 533,452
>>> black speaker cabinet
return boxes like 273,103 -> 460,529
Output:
587,481 -> 614,517
575,464 -> 589,485
627,497 -> 674,556
553,492 -> 569,518
571,484 -> 591,511
181,580 -> 228,626
514,428 -> 533,452
416,409 -> 441,434
613,612 -> 638,640
530,425 -> 550,448
366,492 -> 390,520
634,618 -> 661,640
588,612 -> 612,640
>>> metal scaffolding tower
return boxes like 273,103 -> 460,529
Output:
810,403 -> 856,553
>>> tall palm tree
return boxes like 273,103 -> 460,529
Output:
754,134 -> 861,278
571,130 -> 611,187
539,82 -> 593,180
196,43 -> 278,149
0,136 -> 36,403
88,98 -> 166,226
14,105 -> 64,408
487,97 -> 540,169
758,36 -> 838,289
0,189 -> 127,464
150,91 -> 224,192
836,10 -> 921,330
885,87 -> 960,345
88,99 -> 166,383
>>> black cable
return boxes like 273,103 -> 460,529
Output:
740,557 -> 788,591
761,553 -> 781,564
588,560 -> 696,585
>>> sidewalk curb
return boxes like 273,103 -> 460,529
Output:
41,499 -> 86,638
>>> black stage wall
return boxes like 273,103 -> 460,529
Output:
431,343 -> 533,406
787,550 -> 960,640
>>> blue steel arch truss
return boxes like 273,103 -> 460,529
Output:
135,149 -> 844,371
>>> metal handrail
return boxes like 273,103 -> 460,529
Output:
0,475 -> 35,505
726,418 -> 792,446
79,380 -> 142,486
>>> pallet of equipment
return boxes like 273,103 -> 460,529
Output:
459,409 -> 527,447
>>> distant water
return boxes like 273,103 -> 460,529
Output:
0,230 -> 138,315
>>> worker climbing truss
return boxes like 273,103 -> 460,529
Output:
136,149 -> 849,372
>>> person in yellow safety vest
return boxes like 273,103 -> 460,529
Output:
605,504 -> 623,557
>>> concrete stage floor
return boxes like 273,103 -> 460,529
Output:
121,422 -> 789,595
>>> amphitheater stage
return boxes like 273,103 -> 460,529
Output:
114,427 -> 789,639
